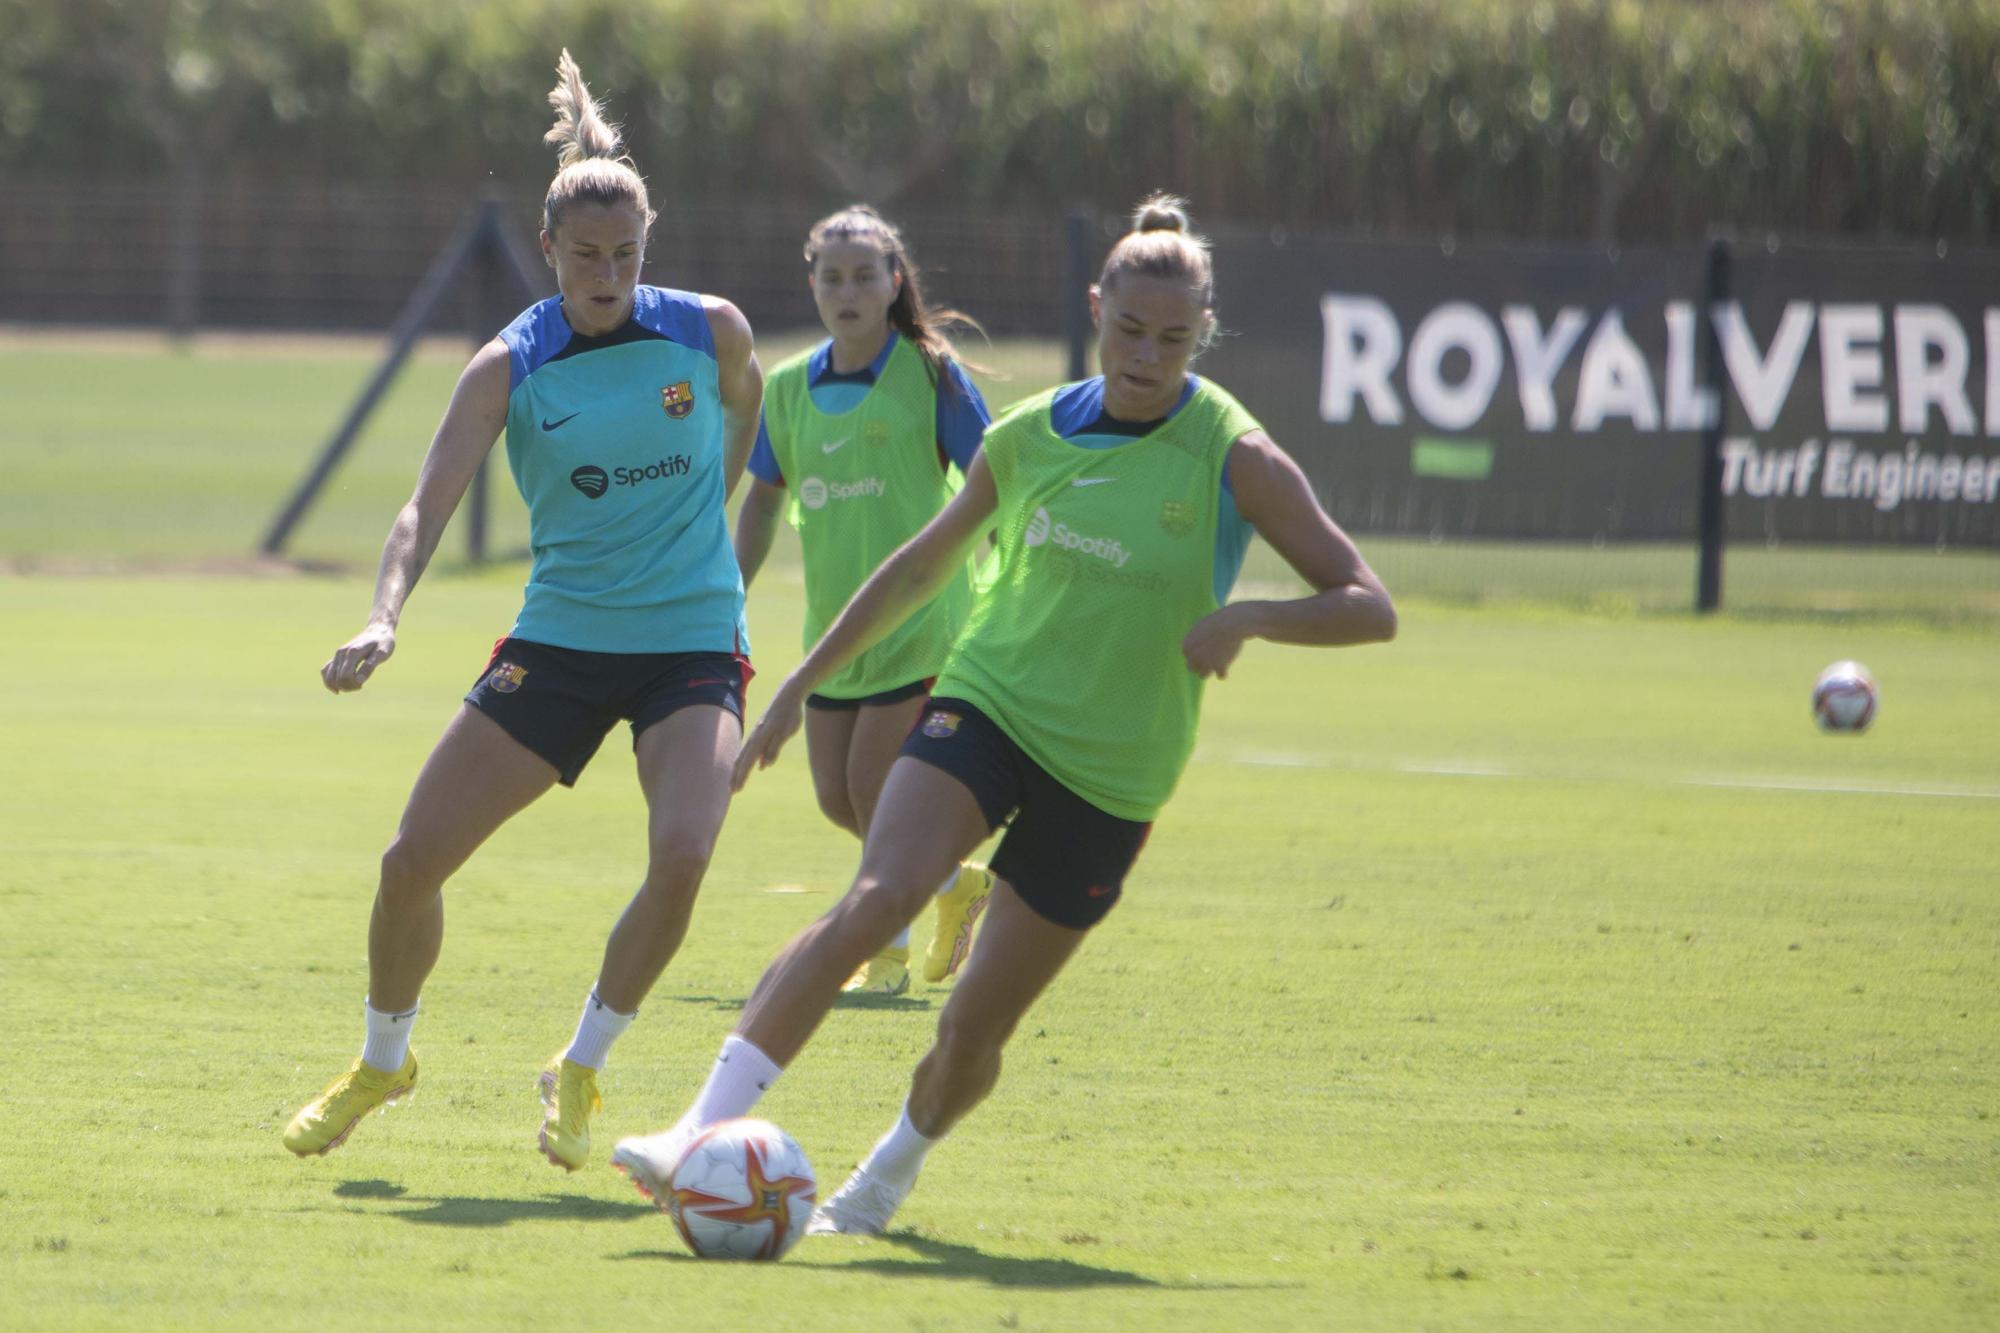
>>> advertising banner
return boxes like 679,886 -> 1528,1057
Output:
1198,231 -> 2000,547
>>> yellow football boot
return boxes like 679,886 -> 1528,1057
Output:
922,863 -> 994,984
842,945 -> 911,996
537,1056 -> 602,1172
283,1052 -> 418,1157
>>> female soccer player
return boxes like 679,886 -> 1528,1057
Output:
283,52 -> 763,1174
612,197 -> 1396,1233
734,206 -> 995,997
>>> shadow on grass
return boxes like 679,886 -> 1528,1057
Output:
664,991 -> 934,1014
332,1178 -> 655,1228
615,1229 -> 1296,1292
663,993 -> 747,1013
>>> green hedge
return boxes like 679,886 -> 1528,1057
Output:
3,0 -> 1996,240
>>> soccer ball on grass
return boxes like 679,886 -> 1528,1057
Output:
1811,660 -> 1877,733
664,1118 -> 817,1260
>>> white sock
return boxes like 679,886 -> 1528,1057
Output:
678,1034 -> 782,1133
563,990 -> 635,1070
858,1103 -> 936,1189
361,999 -> 417,1074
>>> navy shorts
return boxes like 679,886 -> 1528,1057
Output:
806,677 -> 934,711
899,696 -> 1151,930
466,637 -> 750,786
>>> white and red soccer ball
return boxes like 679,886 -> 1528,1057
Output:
1812,660 -> 1877,733
664,1119 -> 817,1261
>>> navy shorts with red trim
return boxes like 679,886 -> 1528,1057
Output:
806,677 -> 934,711
467,637 -> 750,787
898,696 -> 1151,930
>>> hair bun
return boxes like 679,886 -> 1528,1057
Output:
1132,193 -> 1191,234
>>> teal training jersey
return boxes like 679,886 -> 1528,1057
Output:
497,286 -> 749,656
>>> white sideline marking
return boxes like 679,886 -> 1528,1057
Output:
1678,776 -> 2000,800
1397,761 -> 1513,778
1221,752 -> 2000,800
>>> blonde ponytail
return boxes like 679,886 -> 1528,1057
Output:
540,50 -> 654,235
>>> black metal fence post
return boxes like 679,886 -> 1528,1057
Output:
1695,238 -> 1732,613
1064,209 -> 1091,381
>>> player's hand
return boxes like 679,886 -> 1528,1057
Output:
732,676 -> 807,790
1182,604 -> 1252,680
323,623 -> 396,694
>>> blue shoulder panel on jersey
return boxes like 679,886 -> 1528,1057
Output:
936,359 -> 991,472
1050,377 -> 1106,438
500,297 -> 574,392
630,285 -> 716,358
748,412 -> 783,486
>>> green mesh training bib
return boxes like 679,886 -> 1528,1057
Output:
934,380 -> 1261,820
763,338 -> 973,698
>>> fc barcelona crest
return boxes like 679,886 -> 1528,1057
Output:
486,662 -> 528,694
661,381 -> 696,419
921,710 -> 962,739
864,421 -> 891,446
1160,499 -> 1196,537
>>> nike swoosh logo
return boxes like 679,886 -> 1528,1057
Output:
822,437 -> 850,454
542,411 -> 581,432
1071,477 -> 1116,486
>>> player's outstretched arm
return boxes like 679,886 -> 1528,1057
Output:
732,454 -> 999,789
1180,430 -> 1397,680
706,296 -> 762,500
322,339 -> 511,694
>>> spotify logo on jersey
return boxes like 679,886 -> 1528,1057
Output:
1024,506 -> 1131,565
570,457 -> 692,500
797,476 -> 886,511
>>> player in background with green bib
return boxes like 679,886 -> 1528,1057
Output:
734,207 -> 997,997
613,197 -> 1397,1236
283,54 -> 764,1176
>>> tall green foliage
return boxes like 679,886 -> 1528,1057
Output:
2,0 -> 1995,240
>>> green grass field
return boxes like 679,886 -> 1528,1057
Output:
2,334 -> 1998,1328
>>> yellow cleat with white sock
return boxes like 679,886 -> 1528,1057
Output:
922,863 -> 993,984
842,945 -> 911,996
538,1056 -> 602,1172
283,1052 -> 418,1157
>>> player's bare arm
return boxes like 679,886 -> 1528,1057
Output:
322,338 -> 512,694
706,295 -> 762,500
733,477 -> 786,587
1180,429 -> 1397,680
732,455 -> 999,788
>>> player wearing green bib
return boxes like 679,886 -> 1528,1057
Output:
613,197 -> 1397,1238
283,55 -> 764,1175
734,207 -> 996,997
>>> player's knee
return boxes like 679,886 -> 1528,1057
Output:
377,835 -> 447,908
830,873 -> 924,948
813,787 -> 859,837
642,837 -> 713,898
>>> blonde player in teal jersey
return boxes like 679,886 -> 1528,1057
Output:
283,53 -> 764,1174
613,196 -> 1398,1235
733,207 -> 996,997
